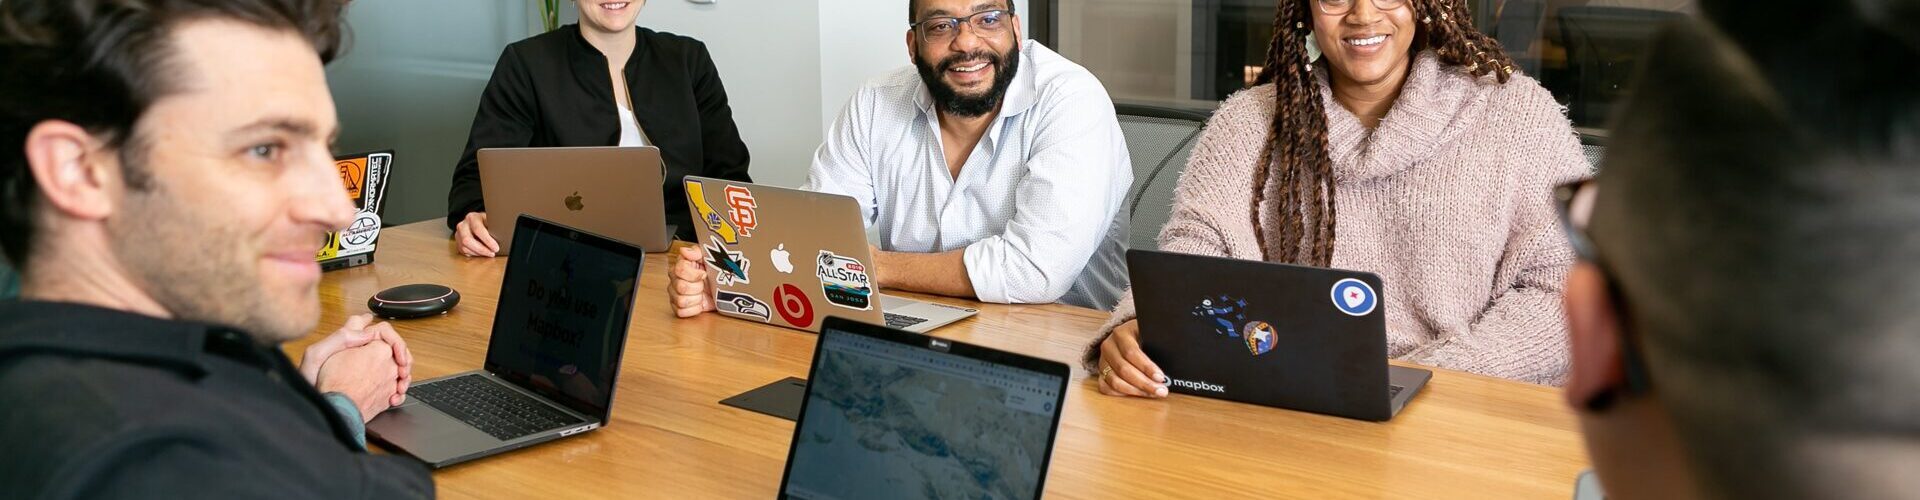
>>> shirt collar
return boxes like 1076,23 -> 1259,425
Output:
0,300 -> 268,377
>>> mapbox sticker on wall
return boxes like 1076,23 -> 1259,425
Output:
817,250 -> 872,310
317,151 -> 392,270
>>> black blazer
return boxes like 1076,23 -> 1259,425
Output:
448,25 -> 752,241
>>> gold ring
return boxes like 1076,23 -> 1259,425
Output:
1099,365 -> 1114,379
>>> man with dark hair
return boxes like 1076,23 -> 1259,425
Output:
1561,1 -> 1920,498
668,0 -> 1133,315
0,0 -> 433,496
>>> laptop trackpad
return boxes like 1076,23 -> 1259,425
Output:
369,401 -> 503,462
719,377 -> 807,421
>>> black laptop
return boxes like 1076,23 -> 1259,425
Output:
367,215 -> 643,468
1129,249 -> 1431,421
778,317 -> 1070,499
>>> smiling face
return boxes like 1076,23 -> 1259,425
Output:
106,19 -> 353,342
577,0 -> 644,34
907,0 -> 1022,117
1311,0 -> 1418,88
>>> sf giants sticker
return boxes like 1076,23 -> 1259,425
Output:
704,240 -> 751,286
724,186 -> 758,238
716,290 -> 772,322
816,251 -> 872,310
774,284 -> 815,328
685,180 -> 740,244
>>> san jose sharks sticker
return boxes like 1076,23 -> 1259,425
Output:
685,179 -> 740,244
816,250 -> 872,310
1331,278 -> 1377,316
705,240 -> 751,286
716,290 -> 771,322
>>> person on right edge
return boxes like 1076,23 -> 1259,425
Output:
1563,2 -> 1920,499
1090,0 -> 1589,397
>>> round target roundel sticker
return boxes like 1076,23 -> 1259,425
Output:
774,284 -> 815,328
1331,278 -> 1377,316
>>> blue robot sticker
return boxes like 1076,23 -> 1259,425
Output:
1192,295 -> 1249,337
1192,295 -> 1278,356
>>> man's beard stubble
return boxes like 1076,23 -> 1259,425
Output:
106,156 -> 317,344
915,43 -> 1021,118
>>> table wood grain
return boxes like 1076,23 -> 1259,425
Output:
285,222 -> 1589,499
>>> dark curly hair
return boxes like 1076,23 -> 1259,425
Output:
1248,0 -> 1516,266
0,0 -> 347,268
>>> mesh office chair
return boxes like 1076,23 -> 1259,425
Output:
1580,132 -> 1607,172
1116,104 -> 1211,251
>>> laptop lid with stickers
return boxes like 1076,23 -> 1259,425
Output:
317,150 -> 393,271
1128,249 -> 1398,421
682,176 -> 886,333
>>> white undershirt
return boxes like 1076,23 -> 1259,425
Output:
617,106 -> 650,147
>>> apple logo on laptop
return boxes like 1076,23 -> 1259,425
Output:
565,191 -> 584,211
771,244 -> 794,274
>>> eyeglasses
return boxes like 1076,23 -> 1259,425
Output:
1314,0 -> 1408,16
911,9 -> 1013,43
1553,179 -> 1652,409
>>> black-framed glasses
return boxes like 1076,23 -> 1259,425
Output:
911,9 -> 1013,43
1554,179 -> 1652,409
1314,0 -> 1408,15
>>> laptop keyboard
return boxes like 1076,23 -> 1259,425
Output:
884,313 -> 928,330
409,374 -> 584,441
1388,384 -> 1405,399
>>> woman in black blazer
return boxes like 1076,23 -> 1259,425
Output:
447,0 -> 751,256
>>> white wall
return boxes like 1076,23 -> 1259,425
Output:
636,0 -> 825,189
819,0 -> 1031,133
330,0 -> 1029,221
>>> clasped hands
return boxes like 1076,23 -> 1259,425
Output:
299,314 -> 414,422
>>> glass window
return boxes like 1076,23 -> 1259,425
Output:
1044,0 -> 1695,138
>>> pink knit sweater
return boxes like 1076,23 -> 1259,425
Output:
1104,52 -> 1589,386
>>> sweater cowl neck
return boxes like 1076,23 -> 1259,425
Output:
1315,51 -> 1493,182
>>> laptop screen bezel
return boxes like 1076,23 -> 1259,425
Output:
776,317 -> 1072,499
482,214 -> 645,422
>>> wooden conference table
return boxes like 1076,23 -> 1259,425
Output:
287,222 -> 1590,499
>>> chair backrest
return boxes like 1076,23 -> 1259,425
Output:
1116,104 -> 1211,251
1580,132 -> 1608,172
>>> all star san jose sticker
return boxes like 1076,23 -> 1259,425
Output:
1331,278 -> 1377,316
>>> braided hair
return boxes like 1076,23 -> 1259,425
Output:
1248,0 -> 1516,265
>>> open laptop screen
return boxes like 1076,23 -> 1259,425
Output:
485,216 -> 643,421
781,319 -> 1068,500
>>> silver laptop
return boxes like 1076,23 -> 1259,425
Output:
367,215 -> 643,468
478,146 -> 672,254
681,176 -> 976,334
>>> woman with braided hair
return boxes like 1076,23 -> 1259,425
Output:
1090,0 -> 1589,395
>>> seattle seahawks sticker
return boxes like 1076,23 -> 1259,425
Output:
705,240 -> 751,286
716,290 -> 771,322
1331,278 -> 1377,316
816,250 -> 872,310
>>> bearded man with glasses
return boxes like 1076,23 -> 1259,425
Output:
668,0 -> 1134,315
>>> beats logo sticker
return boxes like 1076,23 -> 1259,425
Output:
774,284 -> 815,328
